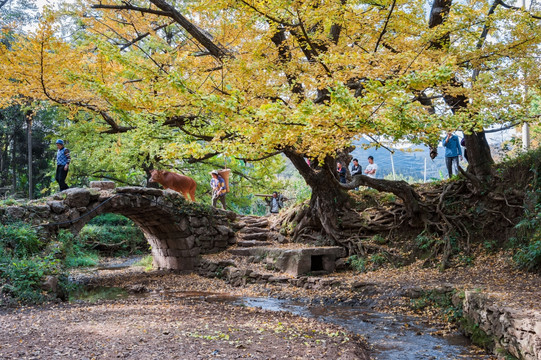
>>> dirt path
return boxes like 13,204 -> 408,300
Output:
0,270 -> 368,360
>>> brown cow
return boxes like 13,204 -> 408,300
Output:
149,169 -> 197,201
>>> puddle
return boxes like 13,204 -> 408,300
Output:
69,286 -> 129,303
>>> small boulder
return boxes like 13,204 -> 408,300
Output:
89,181 -> 115,190
64,188 -> 91,208
48,201 -> 67,214
41,276 -> 58,293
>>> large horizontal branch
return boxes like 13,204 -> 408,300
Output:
237,150 -> 282,162
149,0 -> 231,59
91,3 -> 171,17
497,0 -> 541,19
186,152 -> 219,164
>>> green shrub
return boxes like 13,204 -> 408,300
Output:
347,255 -> 366,273
0,254 -> 62,303
78,214 -> 147,256
370,253 -> 386,266
513,239 -> 541,271
0,222 -> 42,258
415,232 -> 442,251
87,213 -> 134,226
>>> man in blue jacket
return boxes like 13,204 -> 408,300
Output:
55,139 -> 71,191
442,131 -> 463,178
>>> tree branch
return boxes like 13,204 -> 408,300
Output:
148,0 -> 231,60
373,0 -> 397,53
497,0 -> 541,19
120,22 -> 173,50
91,3 -> 171,17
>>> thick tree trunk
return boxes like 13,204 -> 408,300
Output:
463,131 -> 494,179
284,150 -> 351,243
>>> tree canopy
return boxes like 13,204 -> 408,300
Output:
1,0 -> 539,166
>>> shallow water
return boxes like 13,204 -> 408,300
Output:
69,287 -> 489,359
234,297 -> 489,360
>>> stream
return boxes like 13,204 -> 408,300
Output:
70,259 -> 491,359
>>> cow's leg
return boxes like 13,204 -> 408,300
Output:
182,191 -> 191,201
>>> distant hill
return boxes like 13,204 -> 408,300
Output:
281,136 -> 507,182
351,138 -> 448,181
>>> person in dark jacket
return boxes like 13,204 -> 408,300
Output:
351,158 -> 362,176
55,139 -> 71,191
337,162 -> 347,183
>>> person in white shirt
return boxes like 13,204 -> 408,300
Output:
364,156 -> 378,178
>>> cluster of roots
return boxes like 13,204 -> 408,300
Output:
277,156 -> 536,269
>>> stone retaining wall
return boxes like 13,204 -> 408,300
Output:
459,291 -> 541,359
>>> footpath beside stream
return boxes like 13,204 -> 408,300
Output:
65,259 -> 493,359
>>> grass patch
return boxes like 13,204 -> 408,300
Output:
134,255 -> 153,271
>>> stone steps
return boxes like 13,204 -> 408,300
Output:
238,231 -> 268,241
237,240 -> 271,247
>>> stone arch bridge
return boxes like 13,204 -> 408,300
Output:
0,184 -> 237,270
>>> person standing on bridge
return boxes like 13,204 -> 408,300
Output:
55,139 -> 71,191
210,170 -> 227,209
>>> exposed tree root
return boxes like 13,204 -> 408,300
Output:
278,171 -> 527,269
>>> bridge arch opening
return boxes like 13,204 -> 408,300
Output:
76,213 -> 148,257
59,191 -> 200,270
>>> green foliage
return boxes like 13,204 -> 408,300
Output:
134,255 -> 153,271
0,221 -> 42,257
513,237 -> 541,272
370,253 -> 386,266
1,255 -> 62,303
78,213 -> 148,256
459,316 -> 494,350
0,222 -> 66,304
510,189 -> 541,271
372,234 -> 387,245
415,232 -> 442,251
346,255 -> 366,273
410,289 -> 463,323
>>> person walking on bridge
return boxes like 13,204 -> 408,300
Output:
55,139 -> 71,191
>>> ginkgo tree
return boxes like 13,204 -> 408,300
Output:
0,0 -> 540,243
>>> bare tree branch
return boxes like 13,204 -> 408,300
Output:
373,0 -> 397,52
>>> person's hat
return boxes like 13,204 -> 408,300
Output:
55,139 -> 64,145
210,170 -> 219,175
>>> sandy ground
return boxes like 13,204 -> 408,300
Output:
0,268 -> 368,360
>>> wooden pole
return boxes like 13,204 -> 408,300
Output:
424,157 -> 427,183
26,114 -> 33,200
